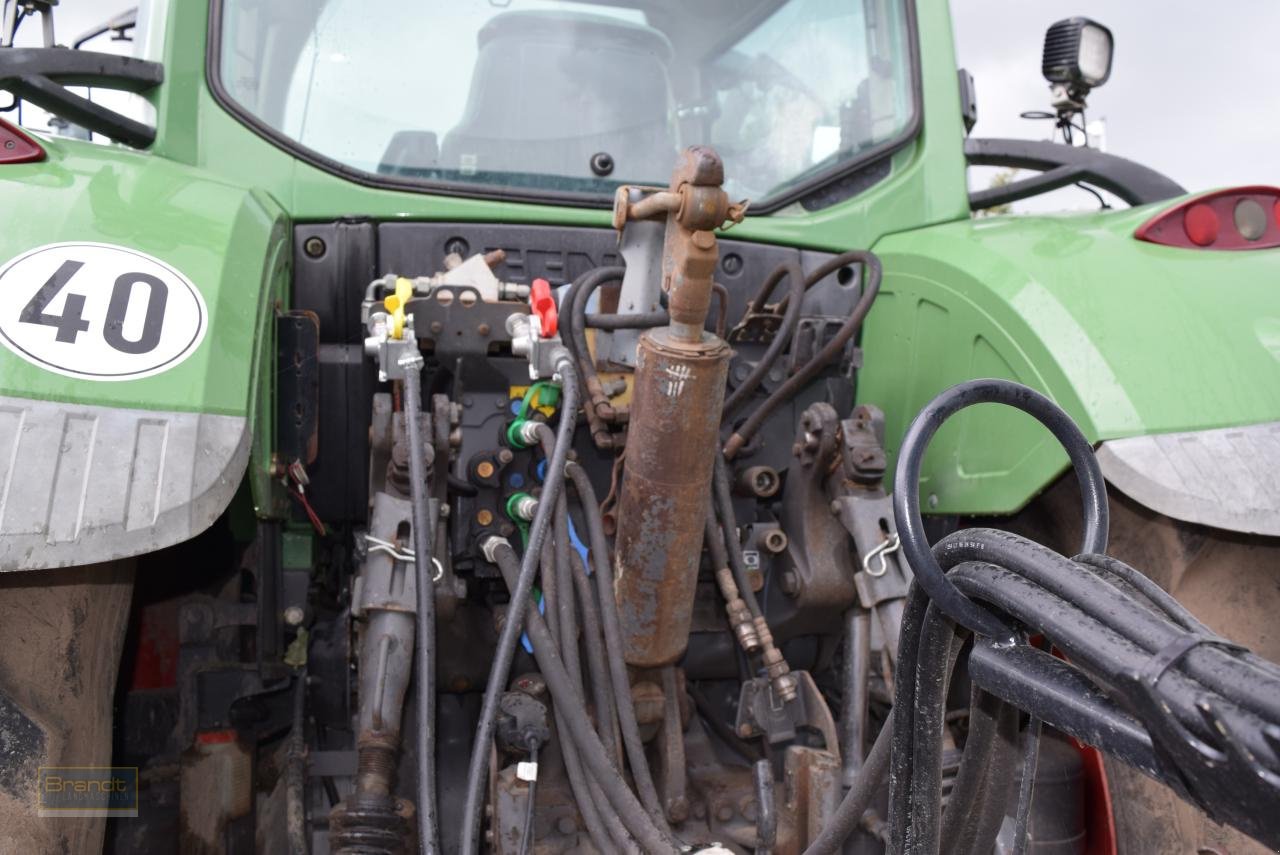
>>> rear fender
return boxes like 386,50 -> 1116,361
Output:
0,135 -> 288,570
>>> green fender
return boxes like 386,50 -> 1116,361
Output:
0,134 -> 287,570
860,202 -> 1280,516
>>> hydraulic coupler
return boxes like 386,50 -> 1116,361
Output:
612,147 -> 745,666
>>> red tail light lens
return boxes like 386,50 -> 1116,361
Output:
1135,186 -> 1280,250
0,117 -> 45,164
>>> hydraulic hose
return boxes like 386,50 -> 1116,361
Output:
724,250 -> 883,459
892,378 -> 1109,641
886,381 -> 1280,853
571,551 -> 622,765
400,353 -> 440,855
489,539 -> 677,853
801,721 -> 892,855
564,461 -> 673,836
722,259 -> 805,419
711,454 -> 764,621
458,350 -> 579,855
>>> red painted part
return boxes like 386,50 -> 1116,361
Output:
530,278 -> 558,337
1076,739 -> 1119,855
195,729 -> 239,745
0,117 -> 45,164
1135,185 -> 1280,249
128,599 -> 180,690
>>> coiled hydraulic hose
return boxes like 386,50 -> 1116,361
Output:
886,379 -> 1280,854
458,349 -> 579,855
400,353 -> 440,855
724,250 -> 883,459
891,378 -> 1109,640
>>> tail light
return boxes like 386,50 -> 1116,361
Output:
0,117 -> 45,164
1135,186 -> 1280,250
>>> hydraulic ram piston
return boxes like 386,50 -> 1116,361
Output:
613,147 -> 742,666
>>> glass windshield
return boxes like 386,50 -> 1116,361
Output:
218,0 -> 914,205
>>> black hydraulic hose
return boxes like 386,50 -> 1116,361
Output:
459,351 -> 579,855
569,266 -> 625,386
585,310 -> 668,330
571,551 -> 622,765
1010,716 -> 1042,855
938,688 -> 1020,855
489,540 -> 677,853
801,721 -> 892,855
937,530 -> 1280,724
711,455 -> 764,620
1074,552 -> 1211,635
563,461 -> 673,837
401,355 -> 441,855
724,250 -> 883,458
892,378 -> 1110,640
722,259 -> 805,420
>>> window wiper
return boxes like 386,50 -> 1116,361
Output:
0,47 -> 162,147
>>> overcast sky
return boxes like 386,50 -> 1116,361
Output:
19,2 -> 1280,212
951,1 -> 1280,208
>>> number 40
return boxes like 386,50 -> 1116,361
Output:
20,259 -> 168,355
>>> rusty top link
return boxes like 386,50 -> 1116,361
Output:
672,145 -> 725,187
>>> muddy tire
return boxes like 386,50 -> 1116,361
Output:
0,561 -> 134,855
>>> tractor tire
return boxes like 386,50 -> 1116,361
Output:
0,560 -> 134,855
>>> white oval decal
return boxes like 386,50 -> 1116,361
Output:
0,242 -> 207,381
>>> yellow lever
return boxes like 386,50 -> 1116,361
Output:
382,276 -> 415,339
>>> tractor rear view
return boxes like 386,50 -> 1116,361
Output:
0,1 -> 1278,854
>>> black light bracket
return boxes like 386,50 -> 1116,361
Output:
0,47 -> 163,147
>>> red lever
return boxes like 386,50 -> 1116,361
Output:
0,118 -> 45,165
530,278 -> 558,337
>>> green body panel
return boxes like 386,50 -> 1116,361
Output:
0,133 -> 290,515
859,205 -> 1280,513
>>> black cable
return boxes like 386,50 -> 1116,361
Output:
459,351 -> 579,855
722,259 -> 805,419
401,355 -> 440,855
725,250 -> 883,458
489,540 -> 677,852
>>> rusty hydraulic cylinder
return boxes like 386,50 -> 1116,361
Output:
613,147 -> 741,666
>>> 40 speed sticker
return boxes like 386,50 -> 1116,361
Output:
0,242 -> 208,381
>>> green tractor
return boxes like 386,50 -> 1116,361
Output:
0,1 -> 1277,853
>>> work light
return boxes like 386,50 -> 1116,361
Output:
1041,17 -> 1114,95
